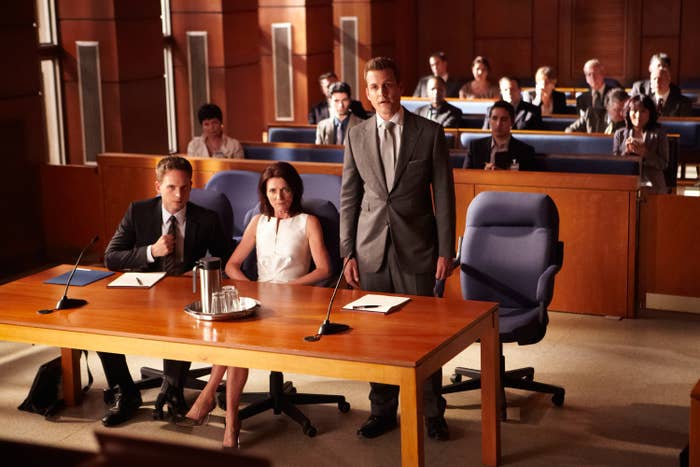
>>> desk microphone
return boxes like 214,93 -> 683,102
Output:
38,235 -> 99,315
304,256 -> 353,342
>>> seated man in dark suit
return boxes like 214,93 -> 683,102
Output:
308,72 -> 368,124
576,59 -> 621,116
415,76 -> 462,128
482,77 -> 544,131
412,51 -> 462,98
634,66 -> 692,117
100,156 -> 233,427
566,88 -> 628,134
467,100 -> 535,170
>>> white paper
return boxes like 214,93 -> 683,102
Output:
342,294 -> 411,314
107,272 -> 166,288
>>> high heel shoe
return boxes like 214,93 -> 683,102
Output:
222,416 -> 241,449
175,398 -> 216,427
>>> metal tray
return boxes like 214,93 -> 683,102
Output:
184,296 -> 259,321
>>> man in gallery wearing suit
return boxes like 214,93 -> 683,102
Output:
483,76 -> 544,131
315,81 -> 363,145
565,88 -> 629,134
633,62 -> 692,117
340,56 -> 456,441
308,71 -> 369,124
99,155 -> 233,427
466,100 -> 535,170
415,76 -> 463,128
413,51 -> 462,98
576,58 -> 621,115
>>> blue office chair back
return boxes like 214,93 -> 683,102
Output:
299,173 -> 342,209
461,191 -> 563,344
189,188 -> 234,241
204,170 -> 260,239
241,198 -> 341,287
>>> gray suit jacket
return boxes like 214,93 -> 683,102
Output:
315,114 -> 362,145
565,108 -> 625,134
340,109 -> 456,274
630,81 -> 693,117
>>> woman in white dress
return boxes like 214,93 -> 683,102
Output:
178,162 -> 330,448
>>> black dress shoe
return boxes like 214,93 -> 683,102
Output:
357,415 -> 397,439
426,416 -> 449,441
153,385 -> 189,420
101,391 -> 142,427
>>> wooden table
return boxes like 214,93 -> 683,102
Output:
0,266 -> 501,467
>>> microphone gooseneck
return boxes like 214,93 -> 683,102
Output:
39,236 -> 99,314
304,257 -> 353,342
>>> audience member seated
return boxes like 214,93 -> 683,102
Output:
308,72 -> 368,124
634,66 -> 693,117
613,94 -> 669,194
465,100 -> 534,170
315,81 -> 362,145
459,56 -> 499,99
100,156 -> 233,427
187,104 -> 243,159
577,59 -> 620,116
413,51 -> 462,98
483,77 -> 544,130
177,162 -> 330,449
566,88 -> 628,134
523,66 -> 568,115
415,76 -> 462,128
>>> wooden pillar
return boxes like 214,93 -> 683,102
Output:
171,0 -> 262,147
58,0 -> 168,164
259,0 -> 334,126
0,2 -> 46,278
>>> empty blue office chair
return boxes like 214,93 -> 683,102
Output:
204,170 -> 260,241
442,191 -> 565,419
231,198 -> 348,436
299,174 -> 342,210
189,188 -> 234,242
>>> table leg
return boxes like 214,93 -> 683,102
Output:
399,371 -> 424,467
480,312 -> 501,466
61,348 -> 82,406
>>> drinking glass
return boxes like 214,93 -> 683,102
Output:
210,291 -> 227,314
222,285 -> 240,311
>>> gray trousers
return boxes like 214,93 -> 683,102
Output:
359,238 -> 446,419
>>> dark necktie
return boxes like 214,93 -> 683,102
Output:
335,121 -> 344,145
162,215 -> 182,275
657,98 -> 664,115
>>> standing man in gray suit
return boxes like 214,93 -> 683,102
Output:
340,56 -> 456,441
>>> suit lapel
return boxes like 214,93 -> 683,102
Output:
393,110 -> 421,189
357,118 -> 389,197
183,202 -> 197,267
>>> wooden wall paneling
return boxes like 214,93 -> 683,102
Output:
624,0 -> 643,86
393,0 -> 418,93
572,0 -> 626,81
679,0 -> 700,82
557,0 -> 575,85
118,78 -> 169,154
532,0 -> 559,75
641,0 -> 681,36
333,1 -> 373,109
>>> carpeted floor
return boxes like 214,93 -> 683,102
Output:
0,309 -> 697,466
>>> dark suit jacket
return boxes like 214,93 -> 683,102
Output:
576,84 -> 615,114
565,108 -> 625,134
463,136 -> 535,171
415,101 -> 462,128
482,101 -> 544,131
523,89 -> 569,114
631,81 -> 692,117
412,75 -> 462,98
104,198 -> 233,272
340,109 -> 456,274
308,99 -> 368,124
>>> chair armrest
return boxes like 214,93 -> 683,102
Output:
536,263 -> 561,306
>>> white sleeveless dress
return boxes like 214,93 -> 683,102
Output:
255,213 -> 311,283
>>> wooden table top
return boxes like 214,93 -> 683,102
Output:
0,266 -> 497,369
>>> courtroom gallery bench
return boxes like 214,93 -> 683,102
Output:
266,125 -> 459,148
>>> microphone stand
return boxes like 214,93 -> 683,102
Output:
304,257 -> 352,342
47,236 -> 99,313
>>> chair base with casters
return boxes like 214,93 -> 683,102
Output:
216,371 -> 350,437
442,343 -> 565,420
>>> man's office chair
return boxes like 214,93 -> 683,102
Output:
224,197 -> 350,437
441,191 -> 565,420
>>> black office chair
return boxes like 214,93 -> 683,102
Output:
441,191 -> 565,420
222,198 -> 349,437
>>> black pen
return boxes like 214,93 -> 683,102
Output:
352,305 -> 379,309
135,276 -> 143,286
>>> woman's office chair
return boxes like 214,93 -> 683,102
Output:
220,198 -> 349,437
441,191 -> 565,420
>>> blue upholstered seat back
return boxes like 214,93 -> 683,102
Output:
268,127 -> 316,144
244,144 -> 344,163
189,188 -> 234,241
299,173 -> 342,209
204,170 -> 260,238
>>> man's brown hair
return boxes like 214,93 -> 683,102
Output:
155,156 -> 193,182
364,56 -> 400,83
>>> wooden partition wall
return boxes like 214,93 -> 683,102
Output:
94,153 -> 639,317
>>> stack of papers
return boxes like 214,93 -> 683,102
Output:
342,294 -> 411,314
107,272 -> 166,288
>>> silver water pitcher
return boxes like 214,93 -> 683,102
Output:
192,257 -> 222,313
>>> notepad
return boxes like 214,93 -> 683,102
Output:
44,268 -> 114,286
107,272 -> 166,288
342,294 -> 411,314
